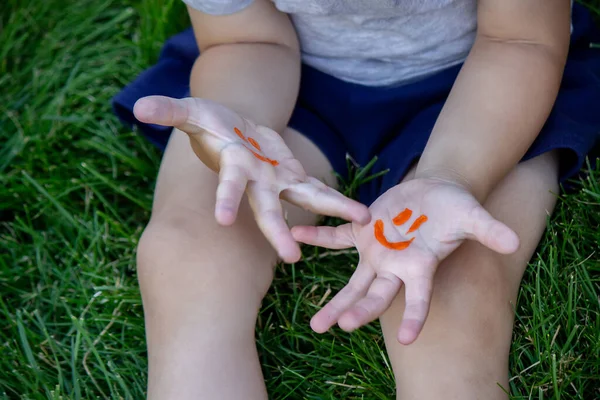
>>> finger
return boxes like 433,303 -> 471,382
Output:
311,263 -> 376,333
462,205 -> 520,254
215,156 -> 248,226
337,272 -> 402,332
290,224 -> 354,249
246,182 -> 301,263
397,277 -> 433,345
283,177 -> 371,224
133,96 -> 202,134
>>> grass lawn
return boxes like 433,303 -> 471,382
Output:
1,0 -> 599,398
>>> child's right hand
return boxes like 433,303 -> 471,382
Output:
133,96 -> 370,262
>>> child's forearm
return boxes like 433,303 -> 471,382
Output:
415,36 -> 568,201
189,42 -> 300,135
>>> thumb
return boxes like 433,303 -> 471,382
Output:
462,205 -> 520,254
133,96 -> 204,135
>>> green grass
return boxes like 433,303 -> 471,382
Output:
1,0 -> 599,398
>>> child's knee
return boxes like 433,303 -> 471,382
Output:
136,210 -> 277,307
435,241 -> 518,303
424,244 -> 519,345
385,246 -> 517,368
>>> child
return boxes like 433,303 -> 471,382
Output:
113,0 -> 600,398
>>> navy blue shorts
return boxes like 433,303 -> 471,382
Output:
113,4 -> 600,205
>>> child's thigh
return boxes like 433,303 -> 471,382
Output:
380,151 -> 559,398
137,127 -> 336,297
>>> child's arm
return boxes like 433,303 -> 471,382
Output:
290,0 -> 572,342
415,0 -> 571,201
133,1 -> 370,262
187,0 -> 301,140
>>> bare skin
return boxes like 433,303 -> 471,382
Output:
134,96 -> 369,262
291,0 -> 569,346
416,0 -> 570,199
134,0 -> 569,398
292,175 -> 521,343
138,126 -> 558,399
138,126 -> 338,399
382,151 -> 559,399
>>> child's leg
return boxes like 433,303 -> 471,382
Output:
381,151 -> 559,399
136,128 -> 335,400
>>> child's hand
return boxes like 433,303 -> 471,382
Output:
133,96 -> 370,263
291,177 -> 520,343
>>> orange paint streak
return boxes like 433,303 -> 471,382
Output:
233,128 -> 279,166
406,215 -> 428,234
233,127 -> 247,141
247,137 -> 261,151
374,219 -> 415,251
392,208 -> 412,226
248,148 -> 279,166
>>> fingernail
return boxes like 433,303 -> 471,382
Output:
281,248 -> 301,264
133,98 -> 157,121
494,225 -> 520,253
397,329 -> 415,344
215,208 -> 236,226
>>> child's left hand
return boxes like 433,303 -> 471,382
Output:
291,177 -> 520,344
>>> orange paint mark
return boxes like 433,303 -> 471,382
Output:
233,127 -> 279,166
406,215 -> 428,234
374,219 -> 415,250
248,148 -> 279,166
233,127 -> 247,141
392,208 -> 412,226
247,137 -> 261,151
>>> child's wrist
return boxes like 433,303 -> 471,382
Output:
413,165 -> 488,201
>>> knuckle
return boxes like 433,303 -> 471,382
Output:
253,181 -> 279,194
376,272 -> 400,289
403,304 -> 427,321
219,178 -> 245,194
379,272 -> 399,286
365,294 -> 386,308
311,180 -> 329,197
340,282 -> 360,295
323,228 -> 338,241
354,304 -> 375,318
260,209 -> 282,221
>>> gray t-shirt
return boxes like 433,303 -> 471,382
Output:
182,0 -> 478,86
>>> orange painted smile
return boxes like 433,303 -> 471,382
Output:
374,208 -> 428,250
234,127 -> 279,166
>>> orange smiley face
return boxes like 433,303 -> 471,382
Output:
234,127 -> 279,166
374,208 -> 428,250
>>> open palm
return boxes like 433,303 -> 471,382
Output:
133,96 -> 370,263
292,178 -> 520,343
